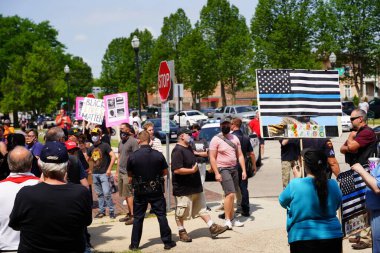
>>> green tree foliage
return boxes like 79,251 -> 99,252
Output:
199,0 -> 252,106
178,28 -> 218,109
66,56 -> 93,105
251,0 -> 320,70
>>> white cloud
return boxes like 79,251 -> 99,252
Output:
74,34 -> 88,42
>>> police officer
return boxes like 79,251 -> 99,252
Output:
127,131 -> 176,251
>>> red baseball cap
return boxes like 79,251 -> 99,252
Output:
64,140 -> 79,151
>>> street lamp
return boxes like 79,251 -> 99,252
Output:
131,35 -> 141,118
329,52 -> 337,69
64,65 -> 70,116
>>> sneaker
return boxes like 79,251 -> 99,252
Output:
129,244 -> 139,251
232,219 -> 244,227
164,241 -> 177,250
179,229 -> 192,242
125,218 -> 134,226
206,206 -> 211,211
119,215 -> 131,222
235,208 -> 242,214
218,213 -> 225,220
241,211 -> 250,217
209,223 -> 228,239
94,212 -> 105,219
224,220 -> 233,230
109,212 -> 116,219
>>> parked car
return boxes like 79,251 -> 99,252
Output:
199,120 -> 260,180
173,110 -> 208,127
341,112 -> 352,132
213,105 -> 256,122
142,118 -> 179,143
200,107 -> 216,118
369,98 -> 380,118
342,101 -> 355,115
145,105 -> 176,120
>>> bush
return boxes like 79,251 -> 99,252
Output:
353,95 -> 359,107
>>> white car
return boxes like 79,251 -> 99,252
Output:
173,110 -> 208,127
341,112 -> 352,132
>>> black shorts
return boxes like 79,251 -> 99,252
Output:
259,137 -> 265,145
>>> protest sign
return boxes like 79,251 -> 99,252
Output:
81,97 -> 105,124
103,92 -> 129,127
75,97 -> 84,120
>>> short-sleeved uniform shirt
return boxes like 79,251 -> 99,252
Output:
303,138 -> 336,158
127,145 -> 167,183
209,133 -> 241,168
171,144 -> 202,196
232,129 -> 253,158
118,137 -> 139,174
87,142 -> 112,174
280,139 -> 300,161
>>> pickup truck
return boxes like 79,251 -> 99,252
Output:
213,105 -> 257,122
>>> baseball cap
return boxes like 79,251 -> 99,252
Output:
68,128 -> 81,136
4,119 -> 10,124
178,127 -> 192,136
90,127 -> 102,135
40,141 -> 69,163
64,140 -> 79,151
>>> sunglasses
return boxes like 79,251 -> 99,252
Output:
350,116 -> 361,121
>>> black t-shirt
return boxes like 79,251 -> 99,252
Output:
303,138 -> 336,158
280,139 -> 300,161
232,130 -> 253,158
191,139 -> 209,163
9,182 -> 92,253
87,142 -> 112,174
171,144 -> 202,196
127,145 -> 168,182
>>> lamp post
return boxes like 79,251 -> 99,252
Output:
131,35 -> 141,118
64,65 -> 70,116
329,52 -> 337,69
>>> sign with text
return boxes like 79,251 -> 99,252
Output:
75,97 -> 84,120
158,61 -> 172,102
104,92 -> 129,127
81,97 -> 105,124
161,102 -> 170,133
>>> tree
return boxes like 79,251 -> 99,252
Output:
178,28 -> 218,109
198,0 -> 252,106
251,0 -> 320,70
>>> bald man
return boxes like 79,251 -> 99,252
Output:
0,146 -> 39,251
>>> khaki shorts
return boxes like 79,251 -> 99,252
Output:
118,173 -> 133,198
175,193 -> 209,221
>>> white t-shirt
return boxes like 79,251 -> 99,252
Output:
359,102 -> 369,113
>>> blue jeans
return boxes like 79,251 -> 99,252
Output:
371,210 -> 380,253
93,173 -> 114,214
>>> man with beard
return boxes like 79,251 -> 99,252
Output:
115,123 -> 139,225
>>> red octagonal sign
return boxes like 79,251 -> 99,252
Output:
158,61 -> 171,102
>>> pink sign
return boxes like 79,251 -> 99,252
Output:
75,97 -> 85,120
103,92 -> 129,127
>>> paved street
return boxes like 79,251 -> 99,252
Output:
89,132 -> 371,253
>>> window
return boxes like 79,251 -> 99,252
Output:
187,111 -> 201,116
344,85 -> 351,99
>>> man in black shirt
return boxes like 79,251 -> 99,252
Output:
127,131 -> 176,251
9,141 -> 92,252
231,118 -> 256,217
171,128 -> 228,242
280,139 -> 300,188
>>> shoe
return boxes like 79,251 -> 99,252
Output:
352,241 -> 371,250
206,206 -> 211,211
218,213 -> 225,220
235,208 -> 242,214
179,229 -> 192,242
109,212 -> 116,219
129,244 -> 139,251
209,223 -> 228,239
164,241 -> 177,250
119,215 -> 131,222
241,211 -> 250,217
125,218 -> 134,226
349,237 -> 360,244
232,219 -> 244,227
94,212 -> 105,219
225,220 -> 233,230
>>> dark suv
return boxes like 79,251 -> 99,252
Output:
369,98 -> 380,118
342,101 -> 355,115
146,106 -> 176,120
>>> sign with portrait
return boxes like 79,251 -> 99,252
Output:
75,97 -> 84,120
103,92 -> 129,127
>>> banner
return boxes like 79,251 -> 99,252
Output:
75,97 -> 84,120
81,97 -> 105,125
103,92 -> 129,127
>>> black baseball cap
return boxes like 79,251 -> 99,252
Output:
40,141 -> 69,164
178,127 -> 192,136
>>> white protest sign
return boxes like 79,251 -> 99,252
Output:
81,97 -> 105,124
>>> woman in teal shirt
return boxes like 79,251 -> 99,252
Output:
279,148 -> 343,253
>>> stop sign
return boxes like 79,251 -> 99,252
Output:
158,61 -> 172,102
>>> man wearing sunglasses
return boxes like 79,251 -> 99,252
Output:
340,109 -> 377,166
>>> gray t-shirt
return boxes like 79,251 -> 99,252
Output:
118,137 -> 139,174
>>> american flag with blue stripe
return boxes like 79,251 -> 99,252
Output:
257,70 -> 342,116
337,168 -> 368,235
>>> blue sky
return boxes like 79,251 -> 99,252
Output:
1,0 -> 258,78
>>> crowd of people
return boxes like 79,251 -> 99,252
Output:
0,106 -> 379,252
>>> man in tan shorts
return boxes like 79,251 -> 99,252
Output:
171,127 -> 228,242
